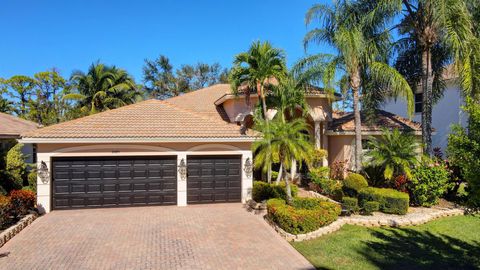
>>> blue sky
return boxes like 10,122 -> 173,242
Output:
0,0 -> 331,83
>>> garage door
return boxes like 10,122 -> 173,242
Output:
187,156 -> 242,204
52,156 -> 177,209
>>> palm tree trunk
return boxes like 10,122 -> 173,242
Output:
351,72 -> 363,172
276,163 -> 283,184
283,163 -> 293,204
257,81 -> 272,183
421,48 -> 433,156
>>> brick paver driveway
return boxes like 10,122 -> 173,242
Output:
0,204 -> 313,270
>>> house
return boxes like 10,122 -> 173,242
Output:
383,66 -> 466,153
0,112 -> 39,163
21,84 -> 421,213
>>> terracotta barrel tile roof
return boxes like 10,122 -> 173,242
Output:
22,99 -> 253,140
0,112 -> 39,138
329,110 -> 422,133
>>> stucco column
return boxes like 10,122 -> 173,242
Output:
36,153 -> 52,214
177,152 -> 187,206
322,121 -> 329,166
314,120 -> 321,149
241,150 -> 253,203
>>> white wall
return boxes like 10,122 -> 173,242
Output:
382,82 -> 467,153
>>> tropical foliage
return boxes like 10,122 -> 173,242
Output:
366,128 -> 419,182
65,63 -> 142,115
296,0 -> 414,171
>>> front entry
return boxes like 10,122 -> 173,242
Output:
187,155 -> 242,204
51,156 -> 177,209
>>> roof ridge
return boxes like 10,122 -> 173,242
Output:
165,83 -> 231,101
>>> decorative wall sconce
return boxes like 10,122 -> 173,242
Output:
178,158 -> 187,181
244,157 -> 253,179
38,161 -> 50,184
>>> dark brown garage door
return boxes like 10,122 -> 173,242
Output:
187,155 -> 242,204
52,156 -> 177,209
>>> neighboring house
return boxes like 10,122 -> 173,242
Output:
383,67 -> 466,153
21,84 -> 420,213
0,112 -> 39,163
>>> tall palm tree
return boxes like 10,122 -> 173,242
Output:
230,41 -> 287,119
297,1 -> 414,171
253,117 -> 313,203
65,63 -> 141,114
230,41 -> 287,182
382,0 -> 476,155
366,128 -> 418,182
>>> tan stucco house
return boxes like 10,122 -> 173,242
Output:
20,84 -> 421,213
0,112 -> 39,164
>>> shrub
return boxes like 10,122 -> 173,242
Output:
0,195 -> 11,228
5,143 -> 28,187
409,160 -> 452,207
9,189 -> 36,216
358,187 -> 409,215
27,171 -> 37,192
252,181 -> 298,202
343,173 -> 368,196
363,201 -> 380,215
309,167 -> 343,201
267,198 -> 341,234
342,197 -> 359,214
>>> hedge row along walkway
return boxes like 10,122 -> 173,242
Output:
259,190 -> 464,242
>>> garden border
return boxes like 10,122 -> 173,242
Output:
0,213 -> 38,248
265,207 -> 464,242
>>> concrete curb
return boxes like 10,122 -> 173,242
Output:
0,213 -> 38,248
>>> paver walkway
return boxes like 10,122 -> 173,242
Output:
0,204 -> 313,270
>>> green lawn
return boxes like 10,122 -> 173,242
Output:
292,215 -> 480,270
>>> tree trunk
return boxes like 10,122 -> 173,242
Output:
421,48 -> 433,156
276,163 -> 283,184
257,81 -> 272,183
351,72 -> 363,172
283,163 -> 293,205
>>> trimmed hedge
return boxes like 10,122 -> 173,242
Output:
359,187 -> 409,215
363,201 -> 380,215
0,195 -> 11,228
267,198 -> 341,234
343,173 -> 368,196
252,181 -> 298,202
342,197 -> 359,214
9,189 -> 35,217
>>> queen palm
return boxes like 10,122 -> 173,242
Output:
65,63 -> 141,114
296,1 -> 414,171
382,0 -> 476,155
230,41 -> 287,182
252,117 -> 313,203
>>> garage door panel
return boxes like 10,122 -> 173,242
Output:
187,156 -> 241,204
52,156 -> 177,209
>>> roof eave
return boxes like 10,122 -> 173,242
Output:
326,130 -> 424,136
19,136 -> 257,144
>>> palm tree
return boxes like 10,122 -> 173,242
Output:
383,0 -> 476,155
297,1 -> 414,172
230,41 -> 287,182
0,98 -> 14,113
366,128 -> 418,182
269,75 -> 308,182
253,117 -> 313,203
65,63 -> 141,114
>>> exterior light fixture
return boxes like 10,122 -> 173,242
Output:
178,158 -> 187,181
38,161 -> 50,184
244,157 -> 253,179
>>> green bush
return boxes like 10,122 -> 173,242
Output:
309,167 -> 343,201
271,171 -> 279,181
267,198 -> 341,234
5,143 -> 28,188
27,171 -> 37,192
359,187 -> 409,215
409,160 -> 452,207
0,195 -> 11,228
342,197 -> 359,214
343,173 -> 368,196
252,181 -> 298,202
363,201 -> 380,215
